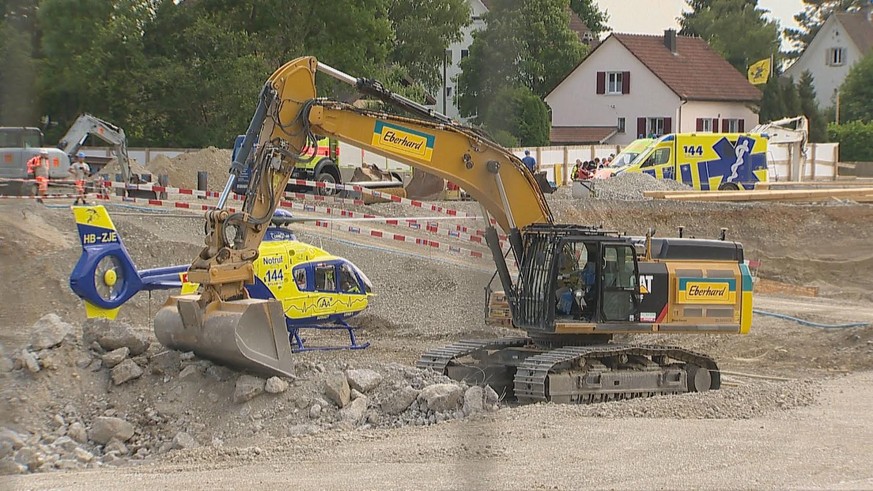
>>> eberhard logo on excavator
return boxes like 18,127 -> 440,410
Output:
372,121 -> 435,161
104,56 -> 755,406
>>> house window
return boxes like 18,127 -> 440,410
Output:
445,49 -> 453,64
827,47 -> 846,66
617,117 -> 626,134
723,118 -> 741,132
647,117 -> 665,136
461,49 -> 469,59
699,118 -> 713,132
446,86 -> 453,97
607,72 -> 623,94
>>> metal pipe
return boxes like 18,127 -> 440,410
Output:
316,62 -> 358,87
492,171 -> 516,230
219,84 -> 273,208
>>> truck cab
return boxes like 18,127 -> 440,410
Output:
614,133 -> 769,190
1,127 -> 71,192
232,135 -> 341,195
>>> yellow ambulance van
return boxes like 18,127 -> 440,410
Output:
614,133 -> 769,190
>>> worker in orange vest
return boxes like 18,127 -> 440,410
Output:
26,149 -> 50,203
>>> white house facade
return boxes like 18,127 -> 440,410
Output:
784,9 -> 873,110
545,31 -> 761,146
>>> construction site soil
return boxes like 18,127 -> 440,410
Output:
1,167 -> 873,489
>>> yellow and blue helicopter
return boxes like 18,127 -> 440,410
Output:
68,205 -> 374,351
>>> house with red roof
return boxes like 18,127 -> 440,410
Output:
545,30 -> 762,146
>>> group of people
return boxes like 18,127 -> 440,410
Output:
25,151 -> 91,205
571,155 -> 614,181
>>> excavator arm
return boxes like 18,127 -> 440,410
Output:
57,114 -> 133,184
153,56 -> 552,377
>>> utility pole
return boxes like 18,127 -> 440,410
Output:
443,50 -> 448,115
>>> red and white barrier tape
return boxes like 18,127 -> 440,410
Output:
96,194 -> 240,213
311,220 -> 487,260
96,179 -> 505,241
275,199 -> 496,248
0,193 -> 99,200
103,177 -> 490,223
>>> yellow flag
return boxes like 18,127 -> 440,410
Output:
747,57 -> 771,85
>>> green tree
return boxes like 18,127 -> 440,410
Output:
784,0 -> 863,58
569,0 -> 610,38
679,0 -> 781,73
840,50 -> 873,123
758,75 -> 786,122
782,76 -> 802,116
457,0 -> 587,123
38,0 -> 153,142
0,0 -> 39,125
482,86 -> 550,147
828,120 -> 873,161
797,70 -> 828,142
388,0 -> 470,93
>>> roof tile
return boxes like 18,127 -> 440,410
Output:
550,126 -> 617,144
835,11 -> 873,55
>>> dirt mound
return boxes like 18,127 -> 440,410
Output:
99,158 -> 148,179
144,148 -> 232,191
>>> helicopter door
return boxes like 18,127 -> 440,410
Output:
598,243 -> 640,322
312,263 -> 338,317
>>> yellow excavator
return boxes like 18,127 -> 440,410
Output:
153,57 -> 754,404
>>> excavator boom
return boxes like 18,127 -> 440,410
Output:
58,114 -> 133,185
152,56 -> 753,401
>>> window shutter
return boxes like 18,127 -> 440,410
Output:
696,118 -> 704,131
622,71 -> 630,94
722,119 -> 729,132
712,118 -> 719,131
596,72 -> 606,94
664,117 -> 672,134
637,118 -> 646,138
738,119 -> 745,132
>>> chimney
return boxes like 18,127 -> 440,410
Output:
664,29 -> 677,54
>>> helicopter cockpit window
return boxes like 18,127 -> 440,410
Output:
339,263 -> 362,294
294,268 -> 307,291
315,265 -> 336,292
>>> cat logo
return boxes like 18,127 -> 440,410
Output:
639,274 -> 654,295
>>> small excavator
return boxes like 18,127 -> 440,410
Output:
151,57 -> 754,404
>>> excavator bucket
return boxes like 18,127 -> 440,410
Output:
349,163 -> 406,204
405,170 -> 445,201
153,295 -> 294,377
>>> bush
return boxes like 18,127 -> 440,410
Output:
482,86 -> 550,147
828,121 -> 873,162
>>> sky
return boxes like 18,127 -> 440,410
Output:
595,0 -> 806,48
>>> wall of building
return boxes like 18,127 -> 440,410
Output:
680,101 -> 759,132
785,16 -> 863,110
545,37 -> 680,145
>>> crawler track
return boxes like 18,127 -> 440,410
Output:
418,339 -> 720,404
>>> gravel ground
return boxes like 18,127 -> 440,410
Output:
5,371 -> 872,490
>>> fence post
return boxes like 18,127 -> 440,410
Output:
158,174 -> 169,199
197,171 -> 208,199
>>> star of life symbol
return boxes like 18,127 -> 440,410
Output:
729,140 -> 750,182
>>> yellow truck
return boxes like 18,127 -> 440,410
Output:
614,133 -> 769,190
